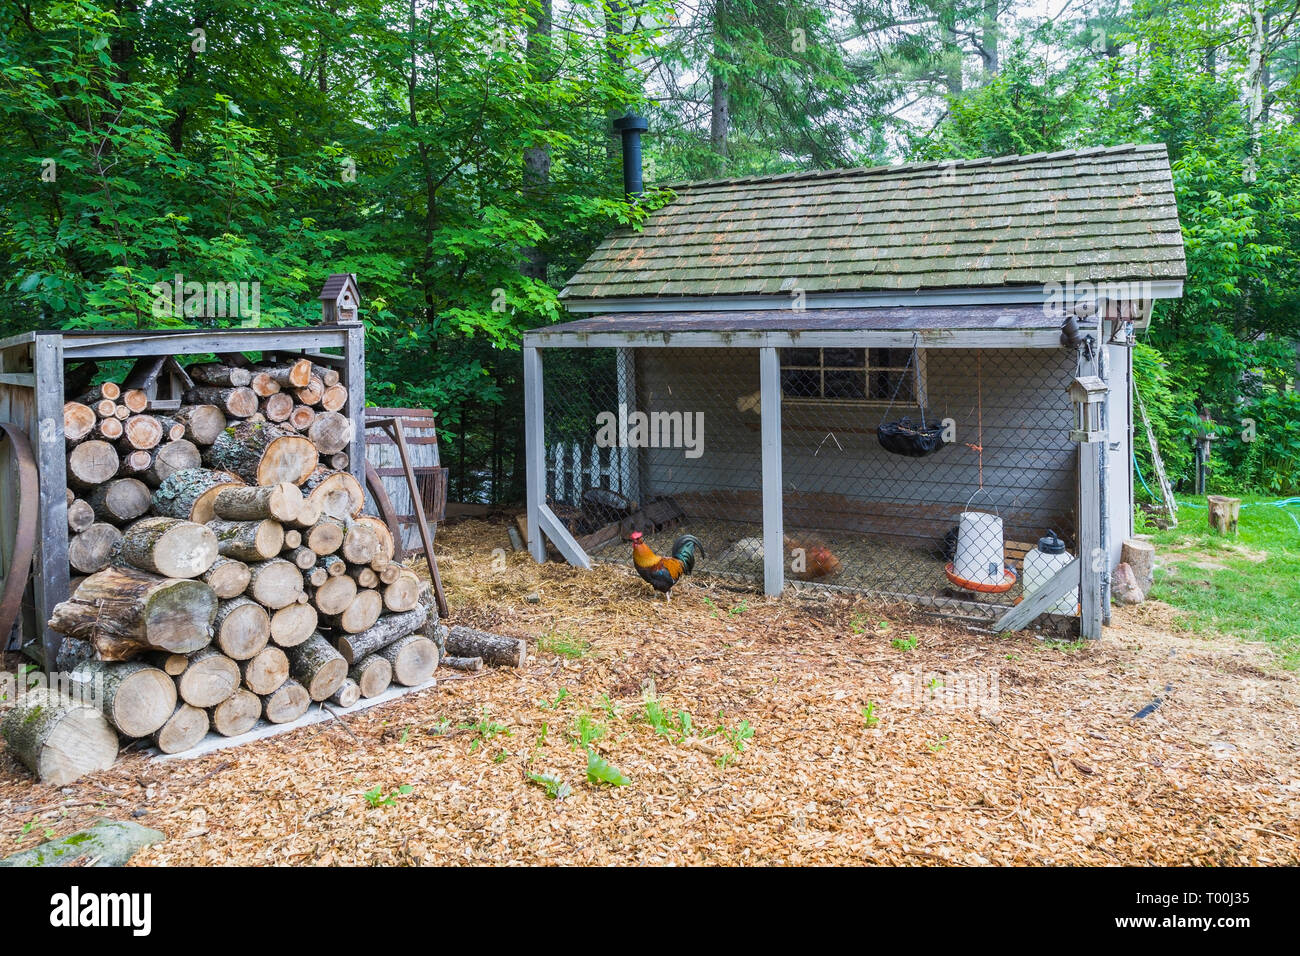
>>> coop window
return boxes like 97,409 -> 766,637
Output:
779,348 -> 924,404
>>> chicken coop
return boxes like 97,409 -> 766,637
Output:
524,144 -> 1186,637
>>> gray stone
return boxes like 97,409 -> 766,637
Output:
1112,562 -> 1146,604
0,818 -> 163,868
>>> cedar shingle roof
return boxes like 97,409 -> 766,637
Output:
560,144 -> 1185,302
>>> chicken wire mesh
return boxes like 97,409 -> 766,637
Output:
537,344 -> 1080,619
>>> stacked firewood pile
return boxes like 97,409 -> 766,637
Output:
1,356 -> 522,783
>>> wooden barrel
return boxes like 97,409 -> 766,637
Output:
363,408 -> 447,551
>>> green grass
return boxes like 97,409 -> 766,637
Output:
1144,494 -> 1300,668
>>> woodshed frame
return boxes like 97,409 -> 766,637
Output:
0,324 -> 365,670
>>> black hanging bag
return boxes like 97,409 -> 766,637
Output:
875,335 -> 947,457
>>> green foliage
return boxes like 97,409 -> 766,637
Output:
363,783 -> 413,808
459,709 -> 511,752
525,771 -> 572,800
537,627 -> 588,659
585,749 -> 630,786
891,634 -> 918,652
860,702 -> 879,729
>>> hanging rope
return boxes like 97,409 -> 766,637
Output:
964,347 -> 984,489
878,333 -> 924,426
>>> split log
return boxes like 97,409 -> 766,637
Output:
116,449 -> 151,478
378,634 -> 438,686
121,389 -> 150,414
290,498 -> 323,529
320,383 -> 348,413
142,439 -> 202,487
311,364 -> 341,388
154,416 -> 188,443
355,515 -> 394,563
269,603 -> 317,648
87,478 -> 152,525
175,405 -> 226,445
92,398 -> 117,418
382,569 -> 422,613
328,452 -> 350,471
306,567 -> 328,587
176,647 -> 241,708
118,414 -> 163,451
96,417 -> 125,442
64,401 -> 96,445
112,404 -> 130,421
262,392 -> 294,423
120,516 -> 219,579
289,546 -> 318,570
213,482 -> 303,523
303,467 -> 364,519
265,359 -> 313,389
146,652 -> 190,677
202,557 -> 251,599
67,498 -> 95,534
205,421 -> 317,487
1121,538 -> 1156,594
349,654 -> 392,699
305,516 -> 345,555
286,633 -> 348,701
336,602 -> 432,665
152,468 -> 245,524
208,688 -> 261,737
67,440 -> 120,489
295,376 -> 325,406
249,371 -> 280,397
153,702 -> 209,754
307,411 -> 353,455
378,565 -> 400,586
48,566 -> 217,660
321,588 -> 382,634
239,646 -> 289,695
288,405 -> 315,432
444,625 -> 526,668
188,362 -> 252,388
328,678 -> 361,708
0,689 -> 118,785
316,554 -> 346,578
76,382 -> 121,404
308,573 -> 356,617
245,558 -> 303,609
283,529 -> 302,549
263,678 -> 310,723
339,519 -> 380,565
70,659 -> 176,738
184,386 -> 258,418
212,597 -> 271,660
68,523 -> 123,574
441,656 -> 483,672
352,566 -> 379,589
208,518 -> 285,562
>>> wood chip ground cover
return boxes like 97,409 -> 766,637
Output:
1,518 -> 1296,865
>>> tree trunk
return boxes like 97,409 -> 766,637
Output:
185,386 -> 258,418
320,384 -> 348,412
710,0 -> 730,159
379,633 -> 438,686
304,515 -> 345,555
97,417 -> 126,443
981,0 -> 999,78
1,688 -> 119,785
352,566 -> 379,589
311,364 -> 341,387
383,568 -> 422,612
1207,495 -> 1241,535
262,392 -> 295,422
286,632 -> 348,701
145,651 -> 190,676
208,518 -> 285,561
339,518 -> 380,564
1120,538 -> 1155,594
75,382 -> 121,404
175,647 -> 241,708
316,554 -> 346,578
306,412 -> 355,457
121,388 -> 150,414
175,404 -> 226,445
208,688 -> 261,736
70,659 -> 176,738
154,418 -> 188,446
321,588 -> 382,634
336,601 -> 433,665
205,421 -> 317,487
245,558 -> 304,609
119,414 -> 163,451
212,596 -> 272,660
64,401 -> 96,445
308,572 -> 356,616
68,440 -> 120,489
441,655 -> 483,672
329,677 -> 361,708
262,678 -> 310,723
67,523 -> 123,574
263,359 -> 313,389
120,516 -> 219,579
153,701 -> 209,754
49,567 -> 216,660
289,405 -> 316,432
152,468 -> 245,524
445,625 -> 527,668
249,371 -> 280,398
67,498 -> 95,534
142,439 -> 202,487
295,377 -> 325,406
239,645 -> 289,695
87,478 -> 151,525
202,557 -> 251,599
349,654 -> 393,698
213,482 -> 303,523
188,362 -> 252,388
269,602 -> 317,648
355,515 -> 394,562
288,546 -> 318,570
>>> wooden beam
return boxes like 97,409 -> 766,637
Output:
615,347 -> 640,503
523,347 -> 546,563
0,373 -> 35,388
343,325 -> 366,492
60,328 -> 350,358
525,328 -> 1064,350
994,557 -> 1081,633
759,346 -> 784,597
33,335 -> 69,669
537,503 -> 592,569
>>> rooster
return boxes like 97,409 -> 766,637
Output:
629,532 -> 704,602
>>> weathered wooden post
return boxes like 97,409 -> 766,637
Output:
1068,374 -> 1108,639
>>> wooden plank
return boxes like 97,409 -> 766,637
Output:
0,373 -> 35,388
61,328 -> 350,358
615,347 -> 640,504
343,325 -> 366,492
1078,335 -> 1105,640
523,347 -> 546,563
33,335 -> 69,668
537,503 -> 592,569
994,556 -> 1081,633
759,346 -> 784,597
525,328 -> 1064,350
0,332 -> 37,352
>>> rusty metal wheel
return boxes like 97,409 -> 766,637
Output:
0,423 -> 39,648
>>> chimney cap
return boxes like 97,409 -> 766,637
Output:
613,112 -> 648,134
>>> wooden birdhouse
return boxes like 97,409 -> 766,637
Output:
319,273 -> 362,325
1067,376 -> 1107,443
